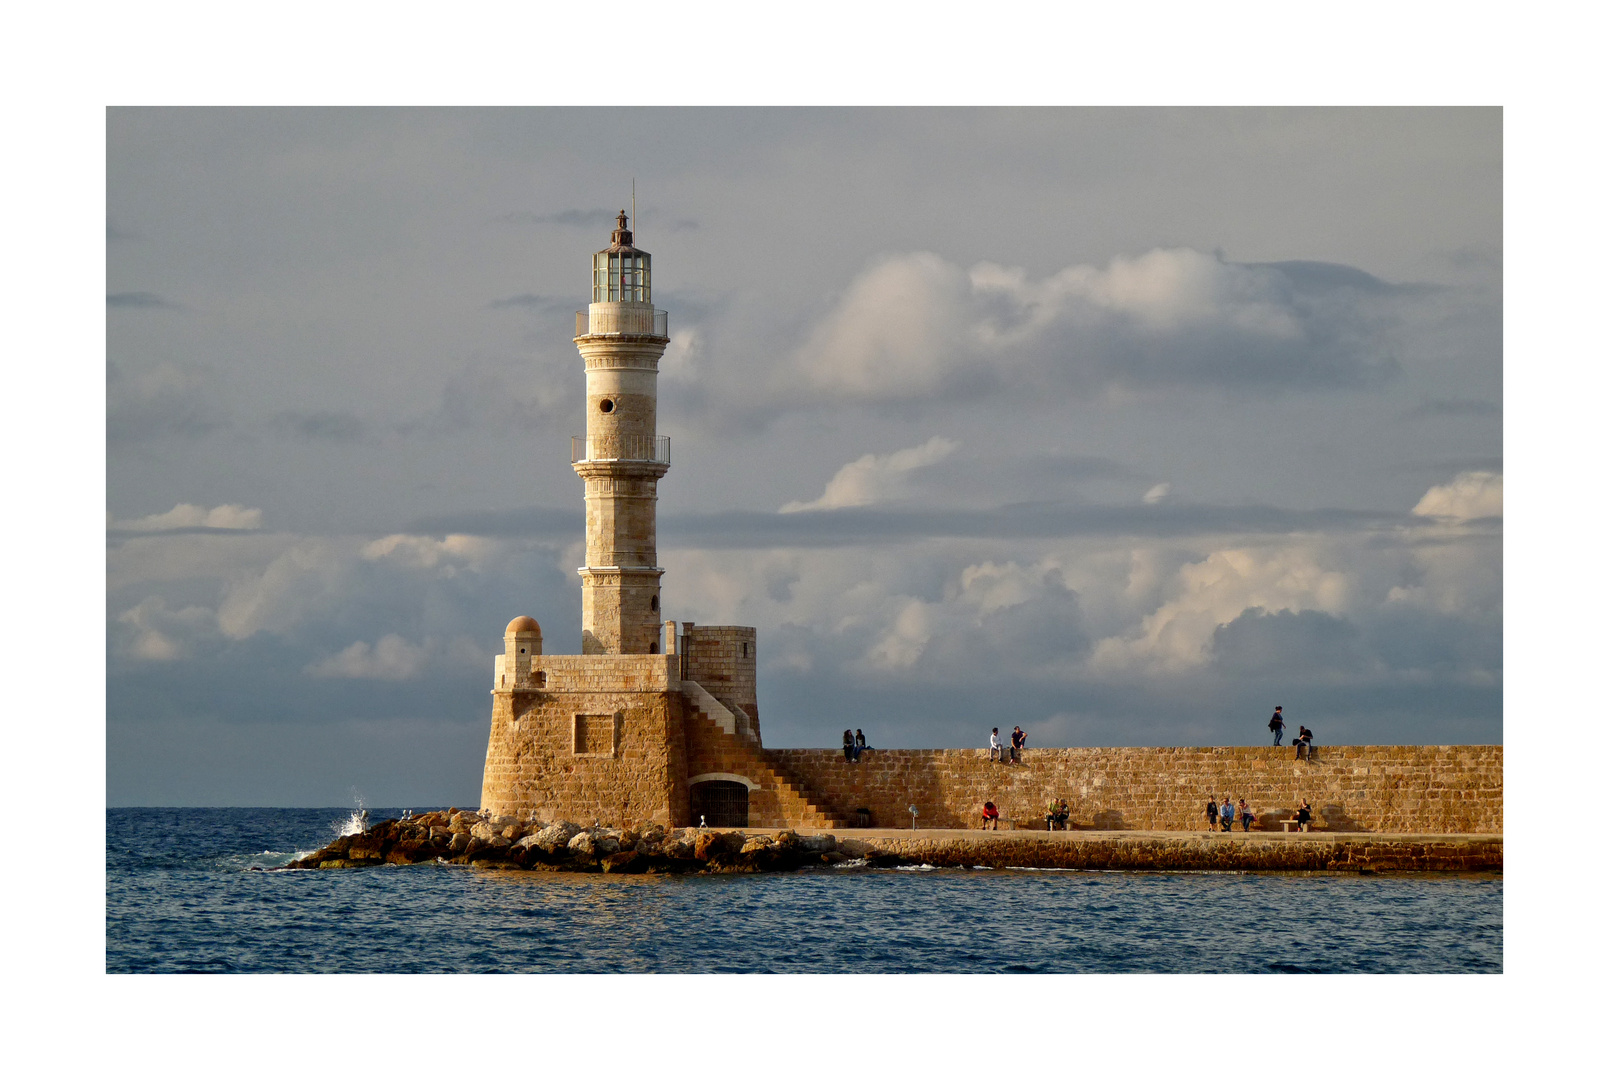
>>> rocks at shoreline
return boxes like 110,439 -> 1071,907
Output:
283,810 -> 848,875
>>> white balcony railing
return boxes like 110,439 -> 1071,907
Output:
575,307 -> 668,338
572,434 -> 671,464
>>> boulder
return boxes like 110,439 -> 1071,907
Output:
693,832 -> 725,862
448,832 -> 471,854
740,836 -> 773,856
601,850 -> 645,874
470,820 -> 498,842
799,834 -> 837,854
593,834 -> 621,856
568,831 -> 597,857
639,824 -> 667,845
534,822 -> 581,853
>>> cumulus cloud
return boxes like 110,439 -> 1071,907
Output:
115,597 -> 216,661
1412,471 -> 1502,520
361,533 -> 502,572
780,436 -> 958,512
1143,483 -> 1172,505
1090,546 -> 1351,673
787,249 -> 1401,405
110,503 -> 264,532
306,635 -> 431,680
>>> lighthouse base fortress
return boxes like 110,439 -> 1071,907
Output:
478,214 -> 1502,838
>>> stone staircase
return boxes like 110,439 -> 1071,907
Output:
682,688 -> 846,830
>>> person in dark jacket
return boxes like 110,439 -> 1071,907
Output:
1295,726 -> 1314,760
843,729 -> 854,762
853,729 -> 867,761
1206,798 -> 1219,831
1269,706 -> 1286,746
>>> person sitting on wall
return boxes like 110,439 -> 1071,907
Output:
1056,799 -> 1070,830
854,729 -> 868,761
989,727 -> 1003,762
1295,726 -> 1314,761
1295,800 -> 1313,832
1239,798 -> 1253,832
1220,797 -> 1235,832
1010,726 -> 1026,764
843,729 -> 855,763
1046,798 -> 1061,831
1206,798 -> 1219,831
981,801 -> 1000,830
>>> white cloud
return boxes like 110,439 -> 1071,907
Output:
306,635 -> 431,680
1143,483 -> 1172,505
867,600 -> 934,669
115,597 -> 216,661
216,539 -> 351,640
780,436 -> 958,512
111,503 -> 263,531
1412,471 -> 1502,520
785,248 -> 1395,404
1090,545 -> 1351,673
361,533 -> 500,572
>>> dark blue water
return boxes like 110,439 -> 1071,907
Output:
106,808 -> 1502,973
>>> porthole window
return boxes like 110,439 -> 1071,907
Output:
599,399 -> 615,414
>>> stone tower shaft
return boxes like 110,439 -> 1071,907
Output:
573,211 -> 670,655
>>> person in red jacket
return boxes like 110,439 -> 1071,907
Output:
981,801 -> 1000,830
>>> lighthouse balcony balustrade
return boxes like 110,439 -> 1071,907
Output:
576,308 -> 669,338
572,434 -> 671,464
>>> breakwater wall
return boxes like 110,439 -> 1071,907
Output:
767,745 -> 1502,834
844,831 -> 1502,873
285,812 -> 1501,874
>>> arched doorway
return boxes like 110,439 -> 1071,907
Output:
690,780 -> 749,827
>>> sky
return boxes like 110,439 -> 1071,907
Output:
106,107 -> 1503,807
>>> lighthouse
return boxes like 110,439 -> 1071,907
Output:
572,211 -> 671,655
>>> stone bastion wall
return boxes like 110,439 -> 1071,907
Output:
766,745 -> 1502,834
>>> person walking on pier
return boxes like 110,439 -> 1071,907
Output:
989,727 -> 1003,762
1206,798 -> 1219,831
1269,706 -> 1286,746
1220,797 -> 1235,832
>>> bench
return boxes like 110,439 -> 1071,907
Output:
1280,819 -> 1311,832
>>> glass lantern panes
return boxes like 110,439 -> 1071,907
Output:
592,251 -> 652,303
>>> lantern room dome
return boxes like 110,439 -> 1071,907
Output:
505,616 -> 541,635
593,211 -> 651,303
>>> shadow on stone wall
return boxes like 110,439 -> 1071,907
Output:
1089,809 -> 1128,830
1318,804 -> 1366,832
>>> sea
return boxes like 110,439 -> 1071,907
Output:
106,806 -> 1502,974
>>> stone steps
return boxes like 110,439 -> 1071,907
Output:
684,705 -> 846,829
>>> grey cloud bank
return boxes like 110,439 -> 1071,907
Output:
107,108 -> 1501,806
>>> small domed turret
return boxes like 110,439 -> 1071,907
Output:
506,616 -> 540,635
